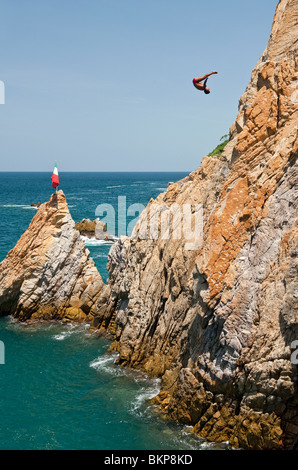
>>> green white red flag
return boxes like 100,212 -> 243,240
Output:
51,163 -> 59,189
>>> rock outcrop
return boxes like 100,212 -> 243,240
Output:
92,0 -> 298,449
75,218 -> 115,241
0,191 -> 104,322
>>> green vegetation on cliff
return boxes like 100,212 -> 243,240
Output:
208,134 -> 229,156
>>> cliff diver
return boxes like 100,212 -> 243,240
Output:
193,71 -> 218,94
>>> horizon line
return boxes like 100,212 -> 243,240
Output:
0,170 -> 191,173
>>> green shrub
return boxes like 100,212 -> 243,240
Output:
208,134 -> 229,156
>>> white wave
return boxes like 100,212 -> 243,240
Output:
52,323 -> 89,341
53,332 -> 69,341
52,324 -> 76,341
86,190 -> 104,194
81,236 -> 115,246
89,353 -> 123,375
1,204 -> 27,207
130,378 -> 161,414
0,204 -> 38,210
92,253 -> 109,259
106,185 -> 126,188
90,355 -> 115,369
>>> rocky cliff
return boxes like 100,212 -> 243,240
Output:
93,0 -> 298,449
0,191 -> 104,322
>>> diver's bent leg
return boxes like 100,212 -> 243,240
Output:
193,74 -> 209,83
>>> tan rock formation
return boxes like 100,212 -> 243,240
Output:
75,218 -> 115,241
93,0 -> 298,449
75,218 -> 106,237
0,191 -> 104,322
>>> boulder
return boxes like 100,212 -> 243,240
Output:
75,218 -> 115,241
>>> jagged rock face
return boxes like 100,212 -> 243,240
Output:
93,0 -> 298,449
0,191 -> 104,322
93,154 -> 230,366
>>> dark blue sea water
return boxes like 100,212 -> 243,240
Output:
0,172 -> 228,450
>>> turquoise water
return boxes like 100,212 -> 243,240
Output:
0,317 -> 208,450
0,172 -> 227,450
0,172 -> 187,282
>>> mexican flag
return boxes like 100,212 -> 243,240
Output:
51,163 -> 59,189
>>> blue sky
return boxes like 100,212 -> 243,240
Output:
0,0 -> 277,172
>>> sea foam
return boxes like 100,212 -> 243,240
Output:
0,204 -> 38,210
81,236 -> 116,246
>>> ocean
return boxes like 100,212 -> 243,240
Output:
0,172 -> 228,450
